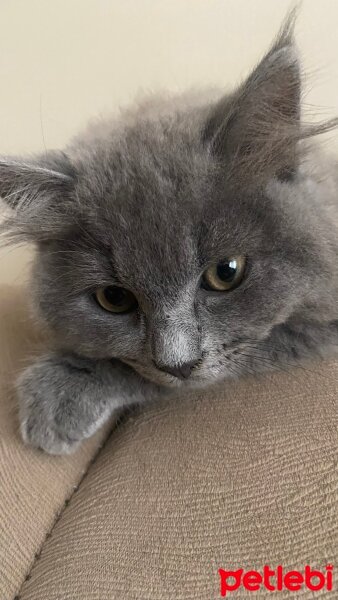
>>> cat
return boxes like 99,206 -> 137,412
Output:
1,13 -> 338,454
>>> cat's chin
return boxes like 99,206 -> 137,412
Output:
123,360 -> 224,390
142,375 -> 209,390
121,358 -> 201,389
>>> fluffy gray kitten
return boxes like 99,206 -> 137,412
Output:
1,16 -> 338,454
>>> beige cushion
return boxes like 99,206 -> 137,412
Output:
0,285 -> 336,599
0,286 -> 114,600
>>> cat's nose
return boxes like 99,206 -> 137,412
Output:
156,359 -> 198,380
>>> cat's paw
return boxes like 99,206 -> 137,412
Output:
16,354 -> 107,455
18,363 -> 82,455
20,412 -> 81,455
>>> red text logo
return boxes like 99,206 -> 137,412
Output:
219,565 -> 333,596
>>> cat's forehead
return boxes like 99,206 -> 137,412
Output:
75,108 -> 212,198
72,114 -> 268,286
75,116 -> 210,227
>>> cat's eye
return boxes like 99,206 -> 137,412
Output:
202,256 -> 246,291
95,286 -> 138,313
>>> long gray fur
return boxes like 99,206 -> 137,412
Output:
1,13 -> 338,454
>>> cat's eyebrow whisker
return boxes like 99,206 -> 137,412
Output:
39,270 -> 92,296
42,250 -> 87,257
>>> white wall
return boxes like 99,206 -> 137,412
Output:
1,0 -> 338,283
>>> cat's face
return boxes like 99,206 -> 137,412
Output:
34,180 -> 309,388
29,120 -> 320,389
1,17 -> 336,388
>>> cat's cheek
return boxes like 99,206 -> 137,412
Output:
39,294 -> 145,360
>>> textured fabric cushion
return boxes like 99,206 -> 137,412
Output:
2,295 -> 334,600
0,286 -> 114,600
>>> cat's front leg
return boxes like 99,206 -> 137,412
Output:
17,352 -> 160,455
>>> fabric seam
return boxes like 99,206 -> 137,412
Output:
12,416 -> 121,600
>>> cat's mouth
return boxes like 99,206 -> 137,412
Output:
121,357 -> 202,388
121,337 -> 267,387
121,355 -> 236,389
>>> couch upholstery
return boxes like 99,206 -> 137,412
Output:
0,284 -> 337,600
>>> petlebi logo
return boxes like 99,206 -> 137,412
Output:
218,565 -> 334,596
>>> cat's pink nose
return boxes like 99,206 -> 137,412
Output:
156,360 -> 198,380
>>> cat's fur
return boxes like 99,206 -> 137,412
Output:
1,14 -> 338,454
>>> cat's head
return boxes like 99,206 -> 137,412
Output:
1,15 -> 337,388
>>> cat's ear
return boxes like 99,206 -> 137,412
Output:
203,11 -> 307,182
0,151 -> 76,244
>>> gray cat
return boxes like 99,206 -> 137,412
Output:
1,14 -> 338,454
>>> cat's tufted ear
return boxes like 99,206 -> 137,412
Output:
0,151 -> 76,244
203,11 -> 307,182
